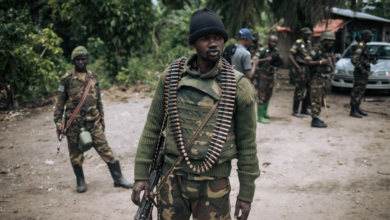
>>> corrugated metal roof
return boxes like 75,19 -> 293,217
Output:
332,7 -> 390,23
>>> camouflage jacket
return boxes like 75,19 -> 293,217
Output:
256,45 -> 280,75
290,38 -> 312,64
135,54 -> 260,202
351,42 -> 371,71
310,42 -> 335,74
53,69 -> 104,129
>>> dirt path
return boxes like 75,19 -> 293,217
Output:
1,77 -> 390,220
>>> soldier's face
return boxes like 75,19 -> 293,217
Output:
73,55 -> 88,70
302,34 -> 311,41
268,38 -> 278,49
324,40 -> 334,49
194,34 -> 224,63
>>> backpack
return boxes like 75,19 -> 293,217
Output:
222,44 -> 237,65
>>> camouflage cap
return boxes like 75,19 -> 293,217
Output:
71,46 -> 88,60
361,30 -> 374,37
301,27 -> 313,34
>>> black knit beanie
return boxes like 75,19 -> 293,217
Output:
189,8 -> 229,45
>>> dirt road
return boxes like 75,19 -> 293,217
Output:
1,79 -> 390,219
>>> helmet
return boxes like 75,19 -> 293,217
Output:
320,31 -> 336,41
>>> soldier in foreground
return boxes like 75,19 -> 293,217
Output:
254,35 -> 282,124
350,30 -> 375,118
306,32 -> 335,128
289,27 -> 313,118
132,8 -> 260,220
53,46 -> 133,193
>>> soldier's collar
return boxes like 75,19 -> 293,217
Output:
184,54 -> 221,79
71,68 -> 93,79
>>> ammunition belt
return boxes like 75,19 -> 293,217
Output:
163,57 -> 237,174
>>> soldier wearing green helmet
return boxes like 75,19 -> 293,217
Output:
305,31 -> 336,127
53,46 -> 133,193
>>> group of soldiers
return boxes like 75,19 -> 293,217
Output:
53,7 -> 375,220
251,27 -> 375,128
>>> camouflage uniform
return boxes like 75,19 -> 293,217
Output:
350,42 -> 370,107
135,54 -> 260,219
255,45 -> 279,107
54,69 -> 115,166
309,43 -> 335,118
290,39 -> 313,102
159,164 -> 231,220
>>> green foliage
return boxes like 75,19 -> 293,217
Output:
363,0 -> 390,20
49,0 -> 154,76
0,6 -> 67,102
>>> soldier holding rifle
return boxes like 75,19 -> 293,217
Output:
54,46 -> 133,193
132,8 -> 260,220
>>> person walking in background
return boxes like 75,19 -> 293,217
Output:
289,27 -> 313,118
254,35 -> 282,124
231,28 -> 258,79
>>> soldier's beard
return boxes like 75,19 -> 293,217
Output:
200,50 -> 221,63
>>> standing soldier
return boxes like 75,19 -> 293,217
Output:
131,8 -> 260,220
306,32 -> 335,127
288,27 -> 313,118
350,30 -> 375,118
54,46 -> 133,193
255,35 -> 282,124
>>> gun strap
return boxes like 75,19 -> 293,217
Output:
65,70 -> 93,131
154,101 -> 219,195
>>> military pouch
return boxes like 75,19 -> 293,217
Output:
78,127 -> 93,152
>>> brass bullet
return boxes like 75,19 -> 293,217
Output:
221,103 -> 234,107
211,137 -> 225,144
169,106 -> 178,110
187,161 -> 190,165
181,150 -> 185,154
185,157 -> 189,161
207,153 -> 218,161
216,118 -> 231,124
208,149 -> 220,156
225,91 -> 236,95
220,115 -> 232,119
183,153 -> 187,157
221,98 -> 235,103
210,141 -> 224,149
216,122 -> 231,128
213,130 -> 228,136
192,167 -> 196,172
220,107 -> 234,111
212,134 -> 227,140
201,165 -> 205,173
218,110 -> 233,115
169,110 -> 178,114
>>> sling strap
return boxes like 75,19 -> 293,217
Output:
64,70 -> 93,132
153,101 -> 219,195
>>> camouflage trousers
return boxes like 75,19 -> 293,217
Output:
350,71 -> 369,107
66,118 -> 115,166
159,164 -> 231,220
310,73 -> 329,118
257,73 -> 274,107
294,65 -> 311,102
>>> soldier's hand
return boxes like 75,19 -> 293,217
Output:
131,180 -> 150,207
234,199 -> 251,220
56,128 -> 61,141
321,58 -> 331,65
297,67 -> 302,74
266,57 -> 272,62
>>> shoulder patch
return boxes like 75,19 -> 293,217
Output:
293,45 -> 297,50
260,47 -> 265,51
275,47 -> 279,51
308,40 -> 311,43
359,42 -> 364,46
311,50 -> 316,56
58,85 -> 65,92
296,39 -> 302,43
356,48 -> 362,53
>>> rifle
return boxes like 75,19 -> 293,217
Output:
57,106 -> 67,154
135,138 -> 165,220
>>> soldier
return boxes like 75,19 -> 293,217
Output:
131,8 -> 260,220
288,27 -> 313,118
350,30 -> 375,118
53,46 -> 133,193
254,35 -> 282,124
306,32 -> 335,128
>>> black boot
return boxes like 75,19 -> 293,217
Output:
350,107 -> 362,118
292,101 -> 303,118
311,118 -> 327,128
300,100 -> 311,115
107,161 -> 134,189
72,165 -> 87,193
356,106 -> 367,116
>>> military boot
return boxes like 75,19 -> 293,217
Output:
257,105 -> 269,124
72,165 -> 86,193
300,100 -> 311,115
350,107 -> 362,118
292,101 -> 303,118
311,118 -> 327,128
107,161 -> 134,189
356,106 -> 367,116
263,102 -> 274,119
